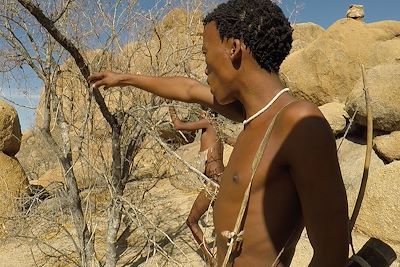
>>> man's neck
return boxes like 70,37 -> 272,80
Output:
235,69 -> 286,121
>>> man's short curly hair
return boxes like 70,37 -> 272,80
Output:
203,0 -> 293,73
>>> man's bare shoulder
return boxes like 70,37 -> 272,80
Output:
278,99 -> 336,158
281,100 -> 325,125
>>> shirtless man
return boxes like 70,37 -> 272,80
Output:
88,0 -> 349,266
169,105 -> 224,264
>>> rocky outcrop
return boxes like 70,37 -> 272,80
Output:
345,63 -> 400,132
283,13 -> 400,263
281,19 -> 400,105
0,100 -> 22,156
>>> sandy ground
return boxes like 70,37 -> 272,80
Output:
0,178 -> 398,266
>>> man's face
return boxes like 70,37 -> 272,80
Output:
202,22 -> 235,105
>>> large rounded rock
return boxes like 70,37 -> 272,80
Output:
0,100 -> 22,156
345,63 -> 400,132
30,167 -> 65,196
373,131 -> 400,163
318,102 -> 349,136
0,152 -> 29,233
17,130 -> 59,180
281,19 -> 400,105
31,158 -> 110,196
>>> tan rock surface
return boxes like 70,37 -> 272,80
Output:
356,160 -> 400,244
31,156 -> 113,196
17,129 -> 59,180
346,63 -> 400,132
336,137 -> 385,214
0,100 -> 22,156
0,152 -> 29,234
346,4 -> 364,20
133,137 -> 171,179
290,22 -> 325,53
292,229 -> 400,266
318,102 -> 349,136
281,19 -> 400,105
168,139 -> 234,192
0,178 -> 207,266
373,131 -> 400,163
168,140 -> 206,192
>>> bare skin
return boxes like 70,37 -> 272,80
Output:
88,21 -> 349,267
169,106 -> 224,264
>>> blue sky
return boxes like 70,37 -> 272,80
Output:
287,0 -> 399,28
1,0 -> 399,131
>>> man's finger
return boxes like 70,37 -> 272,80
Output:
87,74 -> 96,83
92,81 -> 103,89
87,72 -> 103,83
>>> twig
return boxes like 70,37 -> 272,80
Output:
337,105 -> 359,152
121,196 -> 190,263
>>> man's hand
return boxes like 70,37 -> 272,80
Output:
88,71 -> 124,89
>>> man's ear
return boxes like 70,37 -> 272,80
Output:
230,39 -> 242,69
230,39 -> 242,60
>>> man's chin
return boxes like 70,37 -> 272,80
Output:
213,95 -> 222,105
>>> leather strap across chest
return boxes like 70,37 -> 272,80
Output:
221,101 -> 296,267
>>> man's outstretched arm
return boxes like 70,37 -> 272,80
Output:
88,71 -> 244,122
283,102 -> 349,267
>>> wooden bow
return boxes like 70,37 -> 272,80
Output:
348,64 -> 373,254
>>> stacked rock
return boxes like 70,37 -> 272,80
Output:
0,100 -> 29,234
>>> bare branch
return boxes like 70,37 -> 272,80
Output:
17,0 -> 117,127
